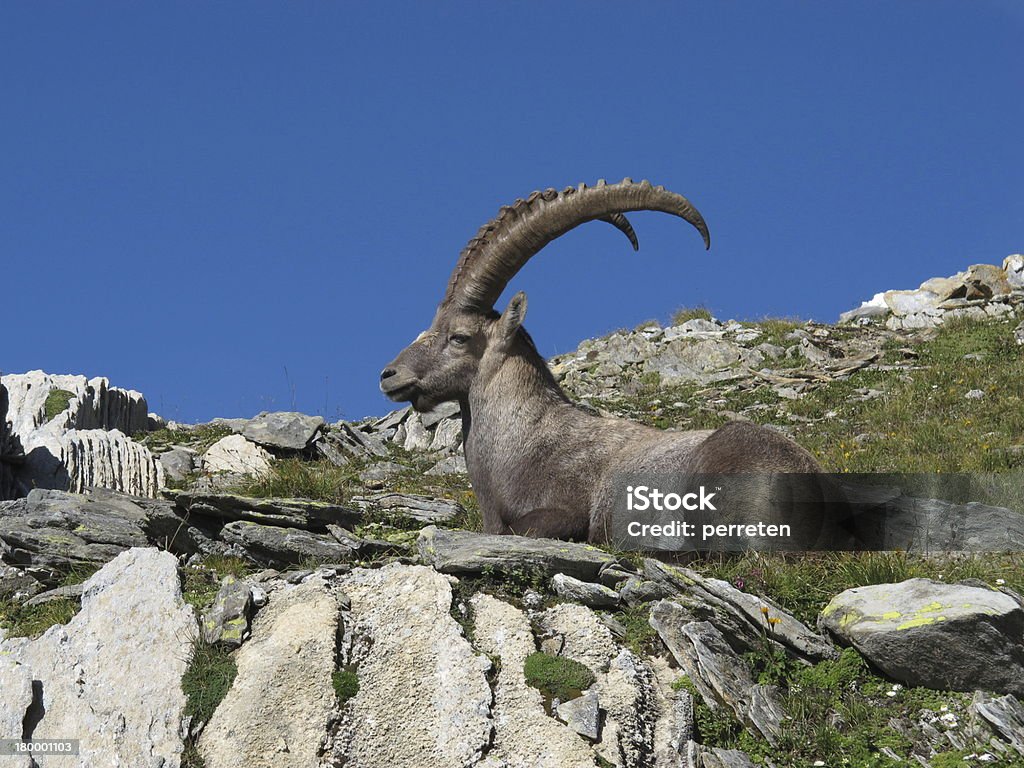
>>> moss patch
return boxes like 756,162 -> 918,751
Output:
44,389 -> 75,421
332,668 -> 359,704
523,652 -> 596,703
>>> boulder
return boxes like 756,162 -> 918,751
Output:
551,573 -> 620,609
351,492 -> 464,524
220,520 -> 355,566
201,575 -> 254,647
556,691 -> 601,740
819,578 -> 1024,696
428,417 -> 463,452
0,548 -> 196,768
424,454 -> 467,476
202,434 -> 273,477
241,411 -> 324,451
199,578 -> 341,768
158,447 -> 195,483
331,564 -> 493,767
417,525 -> 617,581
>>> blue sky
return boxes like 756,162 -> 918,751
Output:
3,3 -> 1022,423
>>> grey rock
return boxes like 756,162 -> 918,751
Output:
318,422 -> 389,465
418,525 -> 617,581
351,492 -> 464,524
326,524 -> 395,556
1014,320 -> 1024,346
556,691 -> 601,740
425,454 -> 468,476
370,406 -> 412,432
0,564 -> 45,600
754,342 -> 786,359
22,582 -> 84,607
333,565 -> 493,767
965,388 -> 986,399
419,400 -> 460,428
619,576 -> 676,607
0,548 -> 196,768
643,338 -> 756,386
201,575 -> 254,647
698,746 -> 758,768
551,573 -> 619,608
220,520 -> 356,566
428,417 -> 463,452
159,447 -> 195,483
644,559 -> 836,662
173,490 -> 362,530
358,460 -> 407,486
649,607 -> 786,745
0,488 -> 208,569
242,411 -> 325,451
202,434 -> 273,477
819,578 -> 1024,696
972,692 -> 1024,756
598,564 -> 635,589
199,578 -> 341,768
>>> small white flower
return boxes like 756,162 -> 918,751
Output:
940,705 -> 949,712
813,762 -> 825,767
996,579 -> 1006,585
886,690 -> 897,697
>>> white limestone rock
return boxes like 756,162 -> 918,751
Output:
0,548 -> 196,768
202,434 -> 273,477
199,577 -> 341,768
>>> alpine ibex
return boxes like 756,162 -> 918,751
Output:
381,180 -> 848,547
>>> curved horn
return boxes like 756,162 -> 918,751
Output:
442,179 -> 709,311
599,213 -> 639,251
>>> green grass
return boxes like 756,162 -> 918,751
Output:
181,555 -> 255,611
181,638 -> 237,722
523,651 -> 596,703
670,305 -> 714,325
138,423 -> 234,453
233,457 -> 360,503
689,550 -> 1024,626
332,668 -> 359,704
0,597 -> 79,638
612,603 -> 661,655
44,389 -> 75,420
789,316 -> 1024,473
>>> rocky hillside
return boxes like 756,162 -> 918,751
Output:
1,256 -> 1024,768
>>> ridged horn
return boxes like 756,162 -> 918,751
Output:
442,179 -> 709,311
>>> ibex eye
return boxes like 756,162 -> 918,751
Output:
449,333 -> 471,345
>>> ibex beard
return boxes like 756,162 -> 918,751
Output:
381,179 -> 851,549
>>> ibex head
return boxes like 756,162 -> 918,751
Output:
380,179 -> 710,412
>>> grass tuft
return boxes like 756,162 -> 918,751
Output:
44,389 -> 75,421
523,651 -> 596,703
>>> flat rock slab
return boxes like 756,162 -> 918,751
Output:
201,434 -> 273,477
173,490 -> 362,530
350,492 -> 464,524
220,520 -> 355,566
820,578 -> 1024,696
0,547 -> 196,768
242,411 -> 324,451
418,525 -> 617,581
0,488 -> 200,569
200,578 -> 341,768
334,564 -> 492,768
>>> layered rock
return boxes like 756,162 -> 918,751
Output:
1,372 -> 160,497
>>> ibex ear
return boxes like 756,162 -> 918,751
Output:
498,291 -> 528,342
